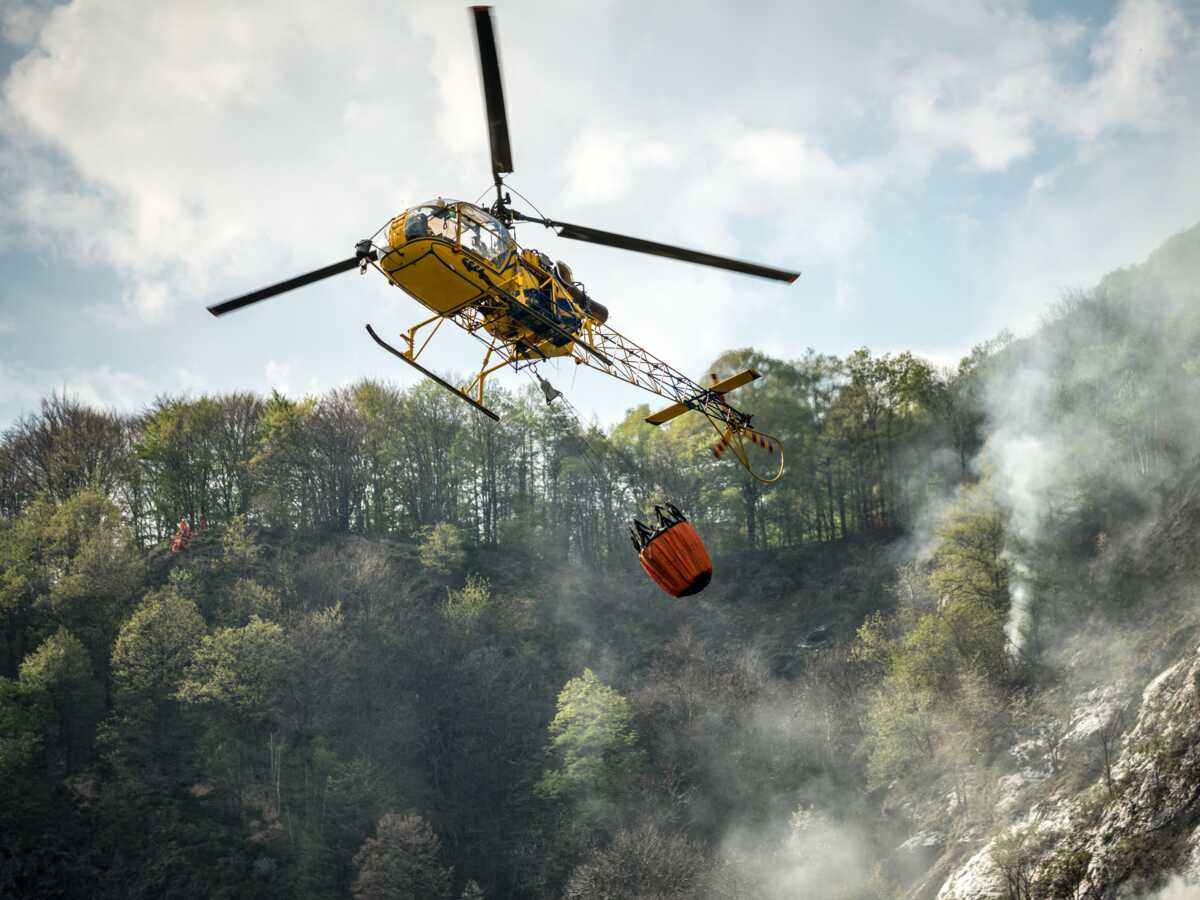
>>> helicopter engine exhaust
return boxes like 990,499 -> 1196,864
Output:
564,282 -> 608,324
556,260 -> 608,324
582,297 -> 609,325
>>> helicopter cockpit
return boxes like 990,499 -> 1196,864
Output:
403,201 -> 512,267
460,204 -> 512,265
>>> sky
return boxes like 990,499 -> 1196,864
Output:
1,0 -> 1199,428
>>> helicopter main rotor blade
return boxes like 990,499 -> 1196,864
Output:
546,220 -> 800,283
207,257 -> 360,317
472,5 -> 513,178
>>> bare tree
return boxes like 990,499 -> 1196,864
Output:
1096,707 -> 1126,796
352,813 -> 453,900
992,830 -> 1037,900
563,823 -> 708,900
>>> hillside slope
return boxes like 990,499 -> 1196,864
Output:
923,222 -> 1200,900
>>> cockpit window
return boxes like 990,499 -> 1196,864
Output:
459,204 -> 511,265
403,203 -> 510,265
405,204 -> 458,241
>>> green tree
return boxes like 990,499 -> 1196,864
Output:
420,522 -> 466,578
111,590 -> 206,713
177,617 -> 293,812
219,578 -> 281,627
107,588 -> 206,782
0,489 -> 143,680
863,683 -> 940,791
0,497 -> 53,676
41,489 -> 144,672
0,674 -> 49,871
0,677 -> 42,780
251,390 -> 318,528
1,392 -> 129,510
352,380 -> 408,535
135,396 -> 225,535
929,481 -> 1012,613
221,513 -> 262,570
536,669 -> 642,813
939,334 -> 1012,477
177,617 -> 290,717
888,596 -> 1009,695
443,574 -> 491,631
19,628 -> 102,772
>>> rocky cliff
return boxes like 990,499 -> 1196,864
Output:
926,458 -> 1200,900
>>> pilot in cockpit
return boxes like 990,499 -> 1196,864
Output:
404,210 -> 429,240
466,224 -> 488,257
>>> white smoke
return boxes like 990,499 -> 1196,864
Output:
969,219 -> 1200,656
1004,561 -> 1035,657
714,807 -> 874,900
1144,875 -> 1200,900
977,364 -> 1063,656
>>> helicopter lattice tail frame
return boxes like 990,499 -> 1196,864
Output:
576,322 -> 751,431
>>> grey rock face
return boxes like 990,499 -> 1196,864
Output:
930,645 -> 1200,900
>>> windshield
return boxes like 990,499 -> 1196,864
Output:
458,204 -> 511,265
402,203 -> 510,264
405,203 -> 459,241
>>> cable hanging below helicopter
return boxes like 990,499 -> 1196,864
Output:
525,372 -> 715,598
205,5 -> 798,484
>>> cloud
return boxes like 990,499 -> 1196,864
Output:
0,4 -> 1163,274
0,360 -> 154,420
882,4 -> 1079,171
885,0 -> 1192,173
0,362 -> 42,412
2,1 -> 439,319
990,118 -> 1200,336
0,0 -> 56,46
0,0 -> 1197,408
1065,0 -> 1192,138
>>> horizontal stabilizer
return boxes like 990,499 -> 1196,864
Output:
644,369 -> 762,426
645,401 -> 689,425
708,369 -> 760,395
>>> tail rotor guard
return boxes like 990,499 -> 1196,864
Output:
708,420 -> 784,484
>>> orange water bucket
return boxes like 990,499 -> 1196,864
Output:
638,521 -> 713,598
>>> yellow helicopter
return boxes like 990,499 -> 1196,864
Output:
208,6 -> 799,483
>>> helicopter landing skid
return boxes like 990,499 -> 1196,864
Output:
365,324 -> 500,421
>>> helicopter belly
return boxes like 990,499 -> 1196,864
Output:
482,320 -> 574,359
380,240 -> 486,315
